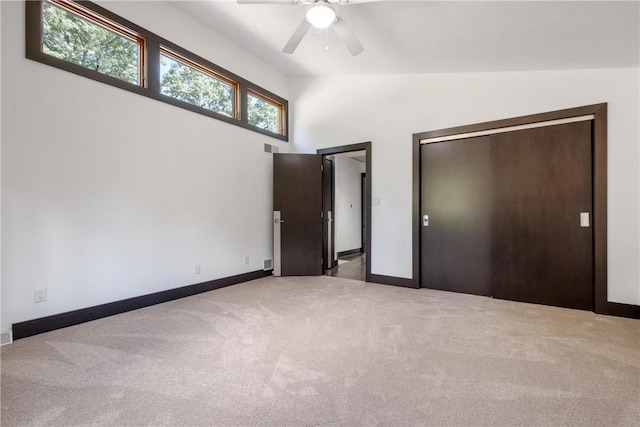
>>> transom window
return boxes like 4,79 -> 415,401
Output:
42,0 -> 144,86
160,48 -> 237,119
27,0 -> 288,141
248,91 -> 285,135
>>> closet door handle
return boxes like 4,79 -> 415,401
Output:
580,212 -> 589,227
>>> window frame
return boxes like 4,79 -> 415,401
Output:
159,46 -> 240,120
26,0 -> 289,141
247,89 -> 286,136
42,0 -> 147,87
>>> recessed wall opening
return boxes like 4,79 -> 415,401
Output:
318,143 -> 372,283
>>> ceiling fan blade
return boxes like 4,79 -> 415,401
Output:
237,1 -> 298,5
283,18 -> 312,54
238,0 -> 381,5
331,0 -> 386,4
332,14 -> 364,56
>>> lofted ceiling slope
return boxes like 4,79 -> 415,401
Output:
171,1 -> 640,77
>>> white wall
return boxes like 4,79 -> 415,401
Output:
1,1 -> 290,331
334,154 -> 363,255
291,68 -> 640,305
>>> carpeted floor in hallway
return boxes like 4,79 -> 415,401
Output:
1,275 -> 639,426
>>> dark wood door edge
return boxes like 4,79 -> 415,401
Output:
322,157 -> 335,270
361,173 -> 366,251
12,270 -> 272,341
318,142 -> 372,283
317,142 -> 370,156
412,103 -> 608,312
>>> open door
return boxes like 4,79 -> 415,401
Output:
273,153 -> 323,276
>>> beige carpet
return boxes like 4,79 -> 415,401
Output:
1,276 -> 639,426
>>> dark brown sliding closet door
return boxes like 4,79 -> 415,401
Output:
420,120 -> 594,311
420,137 -> 493,296
490,121 -> 593,310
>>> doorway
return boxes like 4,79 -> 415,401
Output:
271,143 -> 371,280
324,151 -> 366,281
318,142 -> 372,282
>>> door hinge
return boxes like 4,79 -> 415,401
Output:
321,211 -> 323,218
321,164 -> 324,171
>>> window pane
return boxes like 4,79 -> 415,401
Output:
248,93 -> 281,134
42,1 -> 140,85
160,54 -> 234,117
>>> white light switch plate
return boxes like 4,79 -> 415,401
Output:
580,212 -> 590,227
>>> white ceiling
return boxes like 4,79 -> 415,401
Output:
172,0 -> 640,77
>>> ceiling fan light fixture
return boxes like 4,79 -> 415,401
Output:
306,4 -> 336,29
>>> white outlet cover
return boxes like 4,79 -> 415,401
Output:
34,288 -> 47,303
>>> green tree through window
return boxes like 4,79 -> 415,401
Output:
42,1 -> 140,85
248,93 -> 280,134
160,54 -> 234,118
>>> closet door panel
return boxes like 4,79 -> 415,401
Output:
490,121 -> 593,310
420,137 -> 492,296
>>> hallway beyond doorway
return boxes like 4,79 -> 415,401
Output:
326,252 -> 365,281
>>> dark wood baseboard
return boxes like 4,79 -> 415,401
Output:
369,274 -> 418,289
337,248 -> 363,258
12,270 -> 272,340
605,302 -> 640,319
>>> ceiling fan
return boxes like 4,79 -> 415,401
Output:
237,0 -> 376,56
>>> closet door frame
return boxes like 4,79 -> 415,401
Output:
412,103 -> 608,314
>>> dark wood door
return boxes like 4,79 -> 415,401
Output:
490,122 -> 593,310
420,120 -> 594,311
361,173 -> 366,252
274,153 -> 323,276
322,157 -> 335,270
420,136 -> 493,296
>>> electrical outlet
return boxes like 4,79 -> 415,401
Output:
245,256 -> 250,265
194,264 -> 201,274
34,288 -> 47,303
